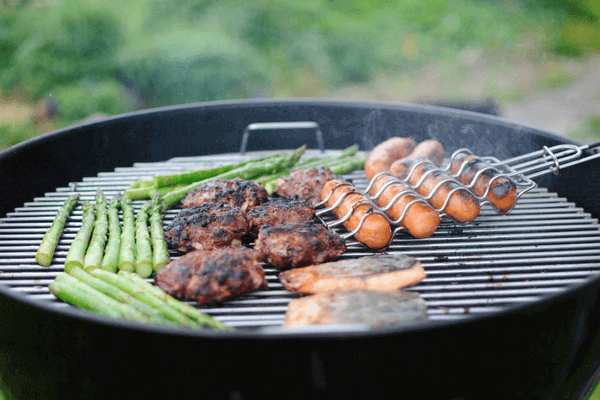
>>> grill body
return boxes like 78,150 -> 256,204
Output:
1,99 -> 600,399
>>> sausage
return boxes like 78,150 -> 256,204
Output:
389,140 -> 445,178
449,153 -> 518,214
321,180 -> 392,250
406,161 -> 481,223
364,137 -> 416,180
367,174 -> 440,239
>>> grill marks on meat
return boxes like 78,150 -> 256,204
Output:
246,197 -> 315,236
155,247 -> 267,306
182,178 -> 268,211
283,290 -> 428,328
279,253 -> 426,294
254,222 -> 346,270
164,203 -> 248,253
274,167 -> 336,205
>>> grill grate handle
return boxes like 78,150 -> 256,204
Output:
239,121 -> 325,155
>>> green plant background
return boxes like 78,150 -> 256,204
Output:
1,0 -> 599,151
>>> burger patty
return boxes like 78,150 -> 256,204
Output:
182,178 -> 268,211
274,167 -> 337,205
155,247 -> 268,306
246,196 -> 316,236
253,222 -> 346,270
164,202 -> 248,253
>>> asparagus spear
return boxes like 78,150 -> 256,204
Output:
124,183 -> 188,201
153,153 -> 284,188
150,194 -> 170,272
89,269 -> 199,327
125,154 -> 286,200
254,144 -> 360,186
118,270 -> 231,330
129,178 -> 155,189
135,200 -> 153,278
118,195 -> 136,272
35,194 -> 80,267
68,266 -> 170,324
83,190 -> 109,272
328,153 -> 368,174
153,164 -> 241,188
161,145 -> 307,208
49,279 -> 122,319
52,273 -> 147,321
100,195 -> 122,273
64,201 -> 96,274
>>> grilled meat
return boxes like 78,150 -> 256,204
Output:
254,222 -> 346,270
164,202 -> 248,253
182,178 -> 268,211
153,250 -> 212,299
279,253 -> 426,294
246,196 -> 316,236
274,167 -> 336,205
155,247 -> 268,306
283,290 -> 428,328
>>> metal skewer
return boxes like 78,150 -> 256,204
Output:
316,140 -> 600,250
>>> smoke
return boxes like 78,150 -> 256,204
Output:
360,109 -> 391,150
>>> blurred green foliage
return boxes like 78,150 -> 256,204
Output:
0,119 -> 36,149
525,0 -> 600,56
0,0 -> 599,150
0,0 -> 122,99
52,79 -> 133,122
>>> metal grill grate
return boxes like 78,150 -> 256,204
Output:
1,149 -> 600,329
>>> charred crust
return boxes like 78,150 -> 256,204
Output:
165,202 -> 248,251
184,179 -> 268,209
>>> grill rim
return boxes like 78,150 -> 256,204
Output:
1,97 -> 591,218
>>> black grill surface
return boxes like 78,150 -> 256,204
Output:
1,148 -> 600,330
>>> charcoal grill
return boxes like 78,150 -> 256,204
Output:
1,99 -> 600,399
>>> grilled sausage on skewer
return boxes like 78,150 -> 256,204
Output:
367,174 -> 440,238
364,137 -> 416,179
321,180 -> 392,250
405,161 -> 481,223
449,153 -> 518,214
390,139 -> 445,178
